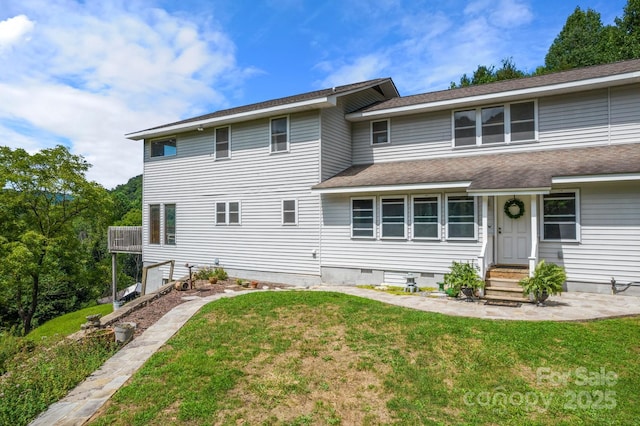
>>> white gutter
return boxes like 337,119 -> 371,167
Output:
312,181 -> 471,194
552,173 -> 640,184
346,71 -> 640,121
126,97 -> 336,140
466,187 -> 551,196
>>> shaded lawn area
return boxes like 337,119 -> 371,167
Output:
89,291 -> 640,425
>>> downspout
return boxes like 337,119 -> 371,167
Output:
528,196 -> 538,276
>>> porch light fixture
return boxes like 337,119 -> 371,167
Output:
197,126 -> 204,131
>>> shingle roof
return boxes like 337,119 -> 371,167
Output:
137,78 -> 395,133
312,144 -> 640,192
359,59 -> 640,113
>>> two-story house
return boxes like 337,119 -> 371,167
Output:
126,59 -> 640,296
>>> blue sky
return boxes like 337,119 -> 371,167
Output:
0,0 -> 628,188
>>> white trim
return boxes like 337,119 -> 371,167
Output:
370,119 -> 390,145
313,181 -> 471,194
215,201 -> 241,225
411,194 -> 441,240
445,194 -> 478,240
270,115 -> 290,154
345,71 -> 640,121
467,187 -> 551,196
552,173 -> 640,184
540,189 -> 581,243
214,126 -> 231,160
282,199 -> 298,225
350,196 -> 376,239
380,195 -> 407,239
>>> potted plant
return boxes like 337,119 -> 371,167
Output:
519,260 -> 566,306
443,261 -> 485,301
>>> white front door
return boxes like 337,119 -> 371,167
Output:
497,195 -> 531,265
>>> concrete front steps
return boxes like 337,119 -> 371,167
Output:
484,266 -> 531,302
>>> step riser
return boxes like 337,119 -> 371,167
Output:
485,278 -> 522,289
485,289 -> 528,300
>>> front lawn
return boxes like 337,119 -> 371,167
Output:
87,291 -> 639,425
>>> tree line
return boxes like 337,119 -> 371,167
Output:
450,1 -> 640,87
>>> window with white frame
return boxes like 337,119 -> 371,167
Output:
215,201 -> 240,225
453,101 -> 535,147
351,198 -> 375,238
380,197 -> 406,238
542,191 -> 578,240
371,119 -> 389,145
412,195 -> 440,239
270,116 -> 289,153
164,204 -> 176,245
282,200 -> 297,225
215,126 -> 230,159
446,195 -> 476,239
150,138 -> 177,157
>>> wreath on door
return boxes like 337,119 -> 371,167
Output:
504,198 -> 525,219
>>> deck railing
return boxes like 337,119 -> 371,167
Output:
108,226 -> 142,254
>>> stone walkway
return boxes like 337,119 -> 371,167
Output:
30,287 -> 640,425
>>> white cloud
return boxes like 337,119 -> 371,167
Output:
0,1 -> 251,188
316,55 -> 391,88
0,15 -> 34,50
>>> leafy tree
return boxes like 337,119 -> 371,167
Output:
0,146 -> 111,334
613,0 -> 640,60
450,58 -> 527,88
544,7 -> 609,72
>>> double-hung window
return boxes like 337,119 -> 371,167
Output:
150,138 -> 177,157
215,126 -> 230,159
149,204 -> 160,244
270,116 -> 289,153
164,204 -> 176,245
371,119 -> 390,145
282,200 -> 297,225
412,195 -> 440,239
380,197 -> 406,238
453,101 -> 535,147
351,198 -> 375,238
215,201 -> 240,225
446,195 -> 476,239
542,191 -> 579,241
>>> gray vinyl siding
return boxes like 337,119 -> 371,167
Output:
351,85 -> 639,165
320,104 -> 351,181
141,110 -> 321,280
539,181 -> 640,285
610,84 -> 640,143
319,193 -> 482,276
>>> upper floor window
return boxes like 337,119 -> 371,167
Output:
150,138 -> 177,157
371,119 -> 390,145
215,201 -> 240,225
149,204 -> 160,244
215,127 -> 230,159
380,197 -> 406,238
542,191 -> 579,241
453,101 -> 535,147
271,116 -> 289,153
164,204 -> 176,245
282,200 -> 297,225
446,195 -> 476,239
351,197 -> 375,238
412,195 -> 440,239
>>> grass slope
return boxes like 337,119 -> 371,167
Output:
27,303 -> 113,342
89,291 -> 639,425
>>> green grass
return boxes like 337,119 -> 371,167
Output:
27,303 -> 113,342
88,291 -> 640,425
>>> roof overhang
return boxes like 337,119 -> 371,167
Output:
346,71 -> 640,121
466,188 -> 551,196
552,173 -> 640,184
126,97 -> 337,141
313,181 -> 471,195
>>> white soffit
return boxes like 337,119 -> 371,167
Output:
313,181 -> 471,194
552,173 -> 640,184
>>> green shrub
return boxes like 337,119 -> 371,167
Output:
519,260 -> 566,297
194,266 -> 228,281
443,261 -> 484,294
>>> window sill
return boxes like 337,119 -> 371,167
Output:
269,149 -> 290,155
